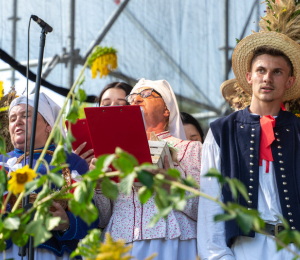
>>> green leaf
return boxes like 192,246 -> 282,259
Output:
25,220 -> 52,247
235,38 -> 240,43
96,154 -> 115,171
48,172 -> 64,187
74,181 -> 88,204
267,26 -> 271,31
291,9 -> 300,19
53,127 -> 62,144
35,184 -> 50,202
0,136 -> 6,154
75,88 -> 87,102
205,168 -> 226,184
137,170 -> 154,189
0,168 -> 7,183
66,129 -> 76,153
167,168 -> 181,179
101,177 -> 118,200
113,157 -> 134,175
25,175 -> 47,196
50,145 -> 67,166
227,179 -> 238,200
214,213 -> 236,222
86,168 -> 103,181
11,227 -> 29,247
148,206 -> 173,228
50,164 -> 70,174
232,178 -> 249,201
138,186 -> 153,204
116,150 -> 138,166
182,175 -> 199,188
3,217 -> 20,230
174,199 -> 186,211
154,187 -> 169,209
236,211 -> 254,234
66,104 -> 79,124
69,201 -> 98,226
119,173 -> 135,195
45,216 -> 61,231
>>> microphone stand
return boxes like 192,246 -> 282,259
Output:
18,28 -> 47,260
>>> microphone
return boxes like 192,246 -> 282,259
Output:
31,15 -> 53,33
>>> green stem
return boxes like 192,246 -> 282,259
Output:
11,191 -> 25,213
1,190 -> 12,216
33,59 -> 89,173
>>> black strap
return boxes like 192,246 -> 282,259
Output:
265,223 -> 285,236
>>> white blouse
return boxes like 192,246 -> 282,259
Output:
197,129 -> 299,260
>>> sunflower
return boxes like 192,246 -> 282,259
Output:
8,165 -> 37,195
88,46 -> 118,79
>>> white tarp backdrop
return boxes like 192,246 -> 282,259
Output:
0,0 -> 265,113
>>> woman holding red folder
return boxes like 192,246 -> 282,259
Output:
74,82 -> 132,163
93,79 -> 202,260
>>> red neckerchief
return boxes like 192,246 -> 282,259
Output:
259,115 -> 275,173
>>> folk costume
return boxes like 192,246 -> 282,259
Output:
93,79 -> 201,260
2,93 -> 99,259
197,1 -> 300,259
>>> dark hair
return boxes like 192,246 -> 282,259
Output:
251,46 -> 293,76
95,82 -> 133,106
180,112 -> 204,142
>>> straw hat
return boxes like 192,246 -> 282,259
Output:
220,78 -> 237,106
232,31 -> 300,101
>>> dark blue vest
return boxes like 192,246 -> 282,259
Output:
210,107 -> 300,246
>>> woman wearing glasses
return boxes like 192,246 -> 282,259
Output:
74,81 -> 132,163
93,78 -> 202,260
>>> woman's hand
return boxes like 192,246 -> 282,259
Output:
74,142 -> 95,164
50,202 -> 70,231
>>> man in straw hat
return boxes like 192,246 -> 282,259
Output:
198,1 -> 300,259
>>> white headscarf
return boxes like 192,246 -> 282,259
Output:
131,78 -> 186,140
9,92 -> 66,138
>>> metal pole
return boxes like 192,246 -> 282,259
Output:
223,0 -> 229,81
67,0 -> 75,90
256,0 -> 260,32
8,0 -> 20,86
83,0 -> 131,60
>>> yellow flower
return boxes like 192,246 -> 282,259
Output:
295,113 -> 300,118
8,165 -> 37,195
88,46 -> 118,79
90,233 -> 133,260
282,8 -> 287,12
0,81 -> 3,100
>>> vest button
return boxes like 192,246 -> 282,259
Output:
250,155 -> 254,158
249,186 -> 253,189
275,132 -> 279,135
285,197 -> 289,200
290,219 -> 294,222
240,125 -> 244,128
282,175 -> 286,178
248,208 -> 251,210
250,141 -> 254,143
291,227 -> 296,229
280,168 -> 285,171
250,170 -> 253,173
287,205 -> 291,208
248,201 -> 252,204
252,128 -> 255,131
248,193 -> 252,196
278,153 -> 282,156
278,146 -> 282,149
288,212 -> 292,215
279,160 -> 283,164
250,148 -> 254,150
251,134 -> 255,137
284,189 -> 288,193
277,138 -> 280,142
250,162 -> 254,165
283,182 -> 287,185
250,178 -> 253,181
286,129 -> 290,132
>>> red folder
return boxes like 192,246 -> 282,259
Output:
65,119 -> 94,156
84,106 -> 152,165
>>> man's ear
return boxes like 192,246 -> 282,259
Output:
46,125 -> 52,133
285,76 -> 296,90
163,108 -> 170,118
246,72 -> 252,84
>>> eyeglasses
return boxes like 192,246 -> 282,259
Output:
125,88 -> 162,104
